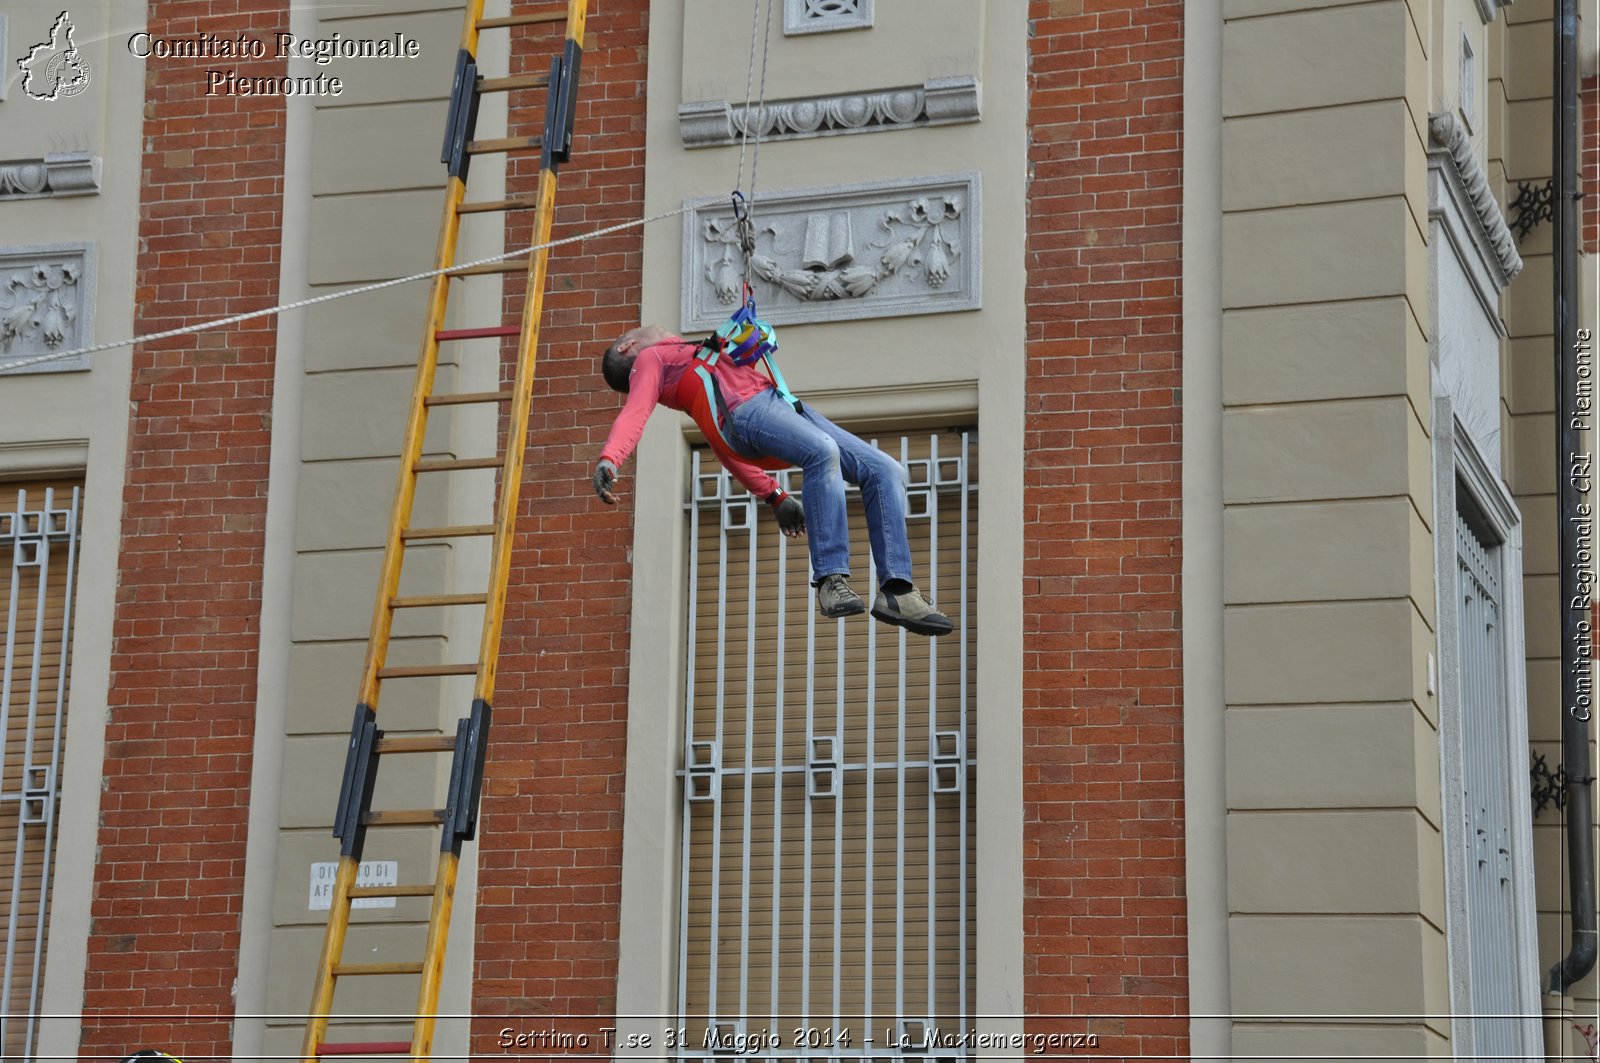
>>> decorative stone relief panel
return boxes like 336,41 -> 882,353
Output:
0,244 -> 95,373
0,152 -> 102,200
784,0 -> 873,35
681,173 -> 980,330
680,76 -> 979,147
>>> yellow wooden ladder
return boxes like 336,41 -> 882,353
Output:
299,1 -> 587,1059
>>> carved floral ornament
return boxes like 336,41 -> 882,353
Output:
703,193 -> 964,305
1,262 -> 80,354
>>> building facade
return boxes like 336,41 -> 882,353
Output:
0,0 -> 1595,1060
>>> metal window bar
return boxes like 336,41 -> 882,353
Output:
738,473 -> 759,1032
679,431 -> 977,1059
832,537 -> 847,1039
0,485 -> 80,1063
925,434 -> 938,1021
676,464 -> 700,1037
957,430 -> 970,1029
768,470 -> 790,1045
709,472 -> 731,1032
863,469 -> 878,1049
895,433 -> 911,1035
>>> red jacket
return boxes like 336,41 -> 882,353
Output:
599,339 -> 787,498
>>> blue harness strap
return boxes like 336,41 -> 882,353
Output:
696,287 -> 799,413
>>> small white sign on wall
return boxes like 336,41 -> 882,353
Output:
309,860 -> 398,910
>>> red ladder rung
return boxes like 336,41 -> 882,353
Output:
315,1041 -> 412,1056
434,325 -> 521,341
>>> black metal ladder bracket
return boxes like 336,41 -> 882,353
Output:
443,48 -> 484,180
541,38 -> 582,170
333,705 -> 383,859
442,699 -> 492,853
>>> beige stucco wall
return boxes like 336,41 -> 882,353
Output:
1499,0 -> 1600,1028
1216,0 -> 1450,1055
0,3 -> 146,1058
613,0 -> 1028,1053
240,1 -> 502,1057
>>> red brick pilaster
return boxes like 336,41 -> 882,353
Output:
1023,2 -> 1187,1056
469,2 -> 649,1052
83,4 -> 287,1058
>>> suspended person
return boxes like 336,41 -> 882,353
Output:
591,323 -> 953,637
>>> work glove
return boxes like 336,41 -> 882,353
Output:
593,459 -> 619,504
768,489 -> 805,538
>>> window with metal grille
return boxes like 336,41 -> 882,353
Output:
678,428 -> 976,1058
1454,498 -> 1520,1059
0,480 -> 80,1062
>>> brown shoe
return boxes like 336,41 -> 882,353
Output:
871,585 -> 953,636
816,573 -> 866,618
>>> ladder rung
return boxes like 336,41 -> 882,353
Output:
425,390 -> 515,407
374,734 -> 459,754
449,258 -> 531,277
413,456 -> 502,472
400,524 -> 495,541
457,197 -> 541,215
479,73 -> 552,94
376,662 -> 480,679
466,135 -> 542,156
363,809 -> 445,827
478,11 -> 567,29
435,325 -> 520,341
329,961 -> 426,976
391,592 -> 489,609
316,1041 -> 413,1057
349,882 -> 438,898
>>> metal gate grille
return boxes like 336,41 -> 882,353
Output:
1455,509 -> 1517,1059
679,429 -> 977,1059
0,482 -> 80,1062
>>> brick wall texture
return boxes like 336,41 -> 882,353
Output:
468,2 -> 651,1053
1023,1 -> 1188,1057
86,2 -> 1191,1055
84,2 -> 288,1060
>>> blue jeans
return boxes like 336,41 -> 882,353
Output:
726,390 -> 913,586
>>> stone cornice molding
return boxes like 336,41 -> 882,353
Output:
0,152 -> 102,200
1427,111 -> 1521,285
1471,0 -> 1513,23
679,75 -> 979,148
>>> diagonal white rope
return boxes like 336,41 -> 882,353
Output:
0,202 -> 690,376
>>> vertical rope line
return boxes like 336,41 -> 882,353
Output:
747,0 -> 775,217
734,0 -> 763,197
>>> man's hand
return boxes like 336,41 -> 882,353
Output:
593,459 -> 619,504
772,494 -> 805,538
